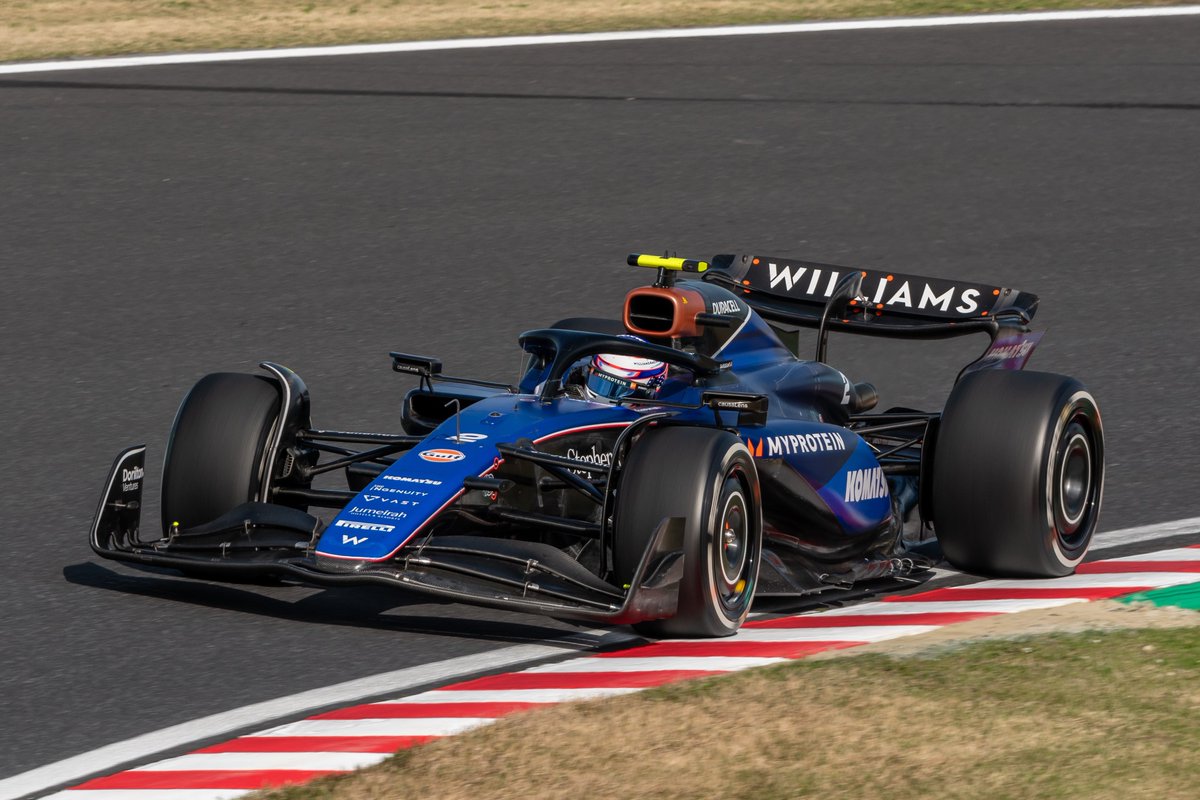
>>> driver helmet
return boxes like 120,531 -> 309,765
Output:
585,351 -> 667,402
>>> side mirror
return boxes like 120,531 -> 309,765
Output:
815,271 -> 863,363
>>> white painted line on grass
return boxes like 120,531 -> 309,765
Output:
3,6 -> 1200,76
0,632 -> 632,800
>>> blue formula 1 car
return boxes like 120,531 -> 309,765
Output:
91,253 -> 1104,637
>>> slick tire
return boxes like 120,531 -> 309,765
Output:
932,370 -> 1104,577
614,426 -> 762,638
161,372 -> 282,534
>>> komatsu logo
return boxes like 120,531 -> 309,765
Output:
844,467 -> 888,503
381,475 -> 442,486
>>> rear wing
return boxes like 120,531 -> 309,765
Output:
702,253 -> 1039,340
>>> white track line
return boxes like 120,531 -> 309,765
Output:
981,572 -> 1200,590
1098,546 -> 1200,562
256,718 -> 495,737
135,751 -> 388,772
3,6 -> 1200,76
1092,517 -> 1200,549
524,655 -> 787,672
394,687 -> 642,704
813,597 -> 1087,615
727,625 -> 939,642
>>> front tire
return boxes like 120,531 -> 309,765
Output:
161,372 -> 282,534
932,370 -> 1104,577
613,426 -> 762,638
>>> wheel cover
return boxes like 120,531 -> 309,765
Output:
712,469 -> 758,617
1052,413 -> 1101,554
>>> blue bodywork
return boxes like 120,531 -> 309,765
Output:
318,277 -> 893,567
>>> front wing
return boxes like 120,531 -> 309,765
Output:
90,446 -> 683,625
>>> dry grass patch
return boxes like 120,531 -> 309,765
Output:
253,603 -> 1200,800
3,0 -> 1196,63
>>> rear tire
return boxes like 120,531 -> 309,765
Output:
933,370 -> 1104,577
613,426 -> 762,638
161,373 -> 282,534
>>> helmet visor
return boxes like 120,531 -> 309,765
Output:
586,368 -> 636,401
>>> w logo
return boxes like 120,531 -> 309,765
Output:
342,534 -> 369,546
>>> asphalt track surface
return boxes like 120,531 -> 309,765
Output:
2,14 -> 1199,783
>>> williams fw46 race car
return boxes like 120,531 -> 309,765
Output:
92,253 -> 1104,637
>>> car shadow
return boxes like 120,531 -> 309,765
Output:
62,561 -> 616,649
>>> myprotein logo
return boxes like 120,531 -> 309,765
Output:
844,467 -> 888,503
746,431 -> 847,458
335,519 -> 394,533
419,448 -> 465,463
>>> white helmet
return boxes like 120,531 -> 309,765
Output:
584,352 -> 667,402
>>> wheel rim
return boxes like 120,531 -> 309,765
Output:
1053,415 -> 1099,550
712,470 -> 757,617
